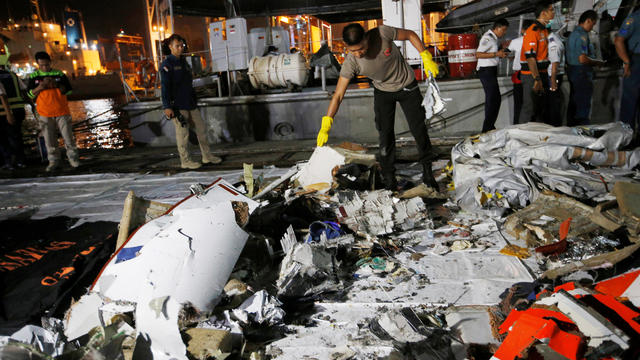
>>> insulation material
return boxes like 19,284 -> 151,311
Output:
333,190 -> 428,237
451,122 -> 639,213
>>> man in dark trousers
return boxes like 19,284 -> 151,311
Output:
519,0 -> 555,123
0,44 -> 28,170
615,6 -> 640,136
566,10 -> 604,126
161,33 -> 221,169
508,20 -> 534,126
545,31 -> 566,126
476,18 -> 509,132
315,23 -> 440,191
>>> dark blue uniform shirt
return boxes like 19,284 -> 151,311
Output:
160,54 -> 197,110
567,26 -> 595,66
618,10 -> 640,54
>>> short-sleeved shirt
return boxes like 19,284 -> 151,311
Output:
339,25 -> 415,92
548,33 -> 565,74
476,30 -> 500,69
567,26 -> 594,66
508,36 -> 524,71
27,69 -> 72,117
520,22 -> 550,74
618,10 -> 640,54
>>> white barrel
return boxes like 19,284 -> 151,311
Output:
248,53 -> 308,88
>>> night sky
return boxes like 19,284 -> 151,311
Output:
4,0 -> 147,40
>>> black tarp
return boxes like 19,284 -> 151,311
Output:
0,217 -> 116,335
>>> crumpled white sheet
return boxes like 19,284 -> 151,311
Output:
422,76 -> 448,120
452,122 -> 640,213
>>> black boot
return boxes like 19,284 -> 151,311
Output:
382,172 -> 398,191
422,162 -> 439,191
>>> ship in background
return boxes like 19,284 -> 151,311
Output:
0,1 -> 141,100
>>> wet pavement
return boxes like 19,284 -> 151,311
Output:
0,138 -> 461,179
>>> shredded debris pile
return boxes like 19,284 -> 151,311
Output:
452,122 -> 640,214
2,131 -> 640,360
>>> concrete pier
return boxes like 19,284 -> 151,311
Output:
124,69 -> 622,147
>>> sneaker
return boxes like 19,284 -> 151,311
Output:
202,155 -> 222,165
1,164 -> 14,171
15,162 -> 26,169
69,158 -> 80,168
181,160 -> 202,169
46,162 -> 60,172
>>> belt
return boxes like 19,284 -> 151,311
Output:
402,80 -> 419,92
521,61 -> 550,72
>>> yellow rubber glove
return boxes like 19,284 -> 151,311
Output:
316,116 -> 333,147
420,50 -> 439,78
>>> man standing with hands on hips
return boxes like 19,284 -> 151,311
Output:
316,23 -> 440,192
476,18 -> 509,133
